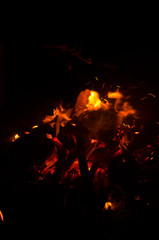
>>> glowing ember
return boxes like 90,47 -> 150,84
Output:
38,146 -> 59,177
63,158 -> 81,180
90,139 -> 98,144
24,131 -> 30,135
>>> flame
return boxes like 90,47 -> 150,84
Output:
108,90 -> 136,124
90,138 -> 98,144
117,102 -> 136,125
40,146 -> 58,176
87,91 -> 102,110
46,133 -> 63,148
43,105 -> 72,136
13,86 -> 139,185
135,131 -> 140,135
32,125 -> 39,129
43,109 -> 57,124
104,201 -> 112,210
108,91 -> 123,99
86,91 -> 109,111
35,135 -> 65,179
24,131 -> 30,135
12,133 -> 20,142
0,210 -> 4,222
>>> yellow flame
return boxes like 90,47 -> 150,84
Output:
32,125 -> 38,129
87,91 -> 101,110
135,131 -> 140,135
104,201 -> 112,210
86,91 -> 109,111
12,133 -> 20,142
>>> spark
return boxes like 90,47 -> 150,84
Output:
148,93 -> 156,98
24,131 -> 30,134
123,123 -> 131,128
32,125 -> 39,129
140,96 -> 147,101
102,83 -> 105,89
134,195 -> 141,201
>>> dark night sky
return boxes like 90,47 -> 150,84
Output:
1,10 -> 159,118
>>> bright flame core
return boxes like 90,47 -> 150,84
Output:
86,91 -> 109,111
104,201 -> 112,210
87,91 -> 102,110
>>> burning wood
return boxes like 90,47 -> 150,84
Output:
8,83 -> 159,228
10,87 -> 138,182
28,87 -> 139,184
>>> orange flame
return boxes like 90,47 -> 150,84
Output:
0,210 -> 4,222
108,91 -> 123,99
104,201 -> 112,210
117,102 -> 136,125
46,133 -> 63,148
43,105 -> 72,136
12,133 -> 20,142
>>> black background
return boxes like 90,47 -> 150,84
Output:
1,8 -> 159,235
